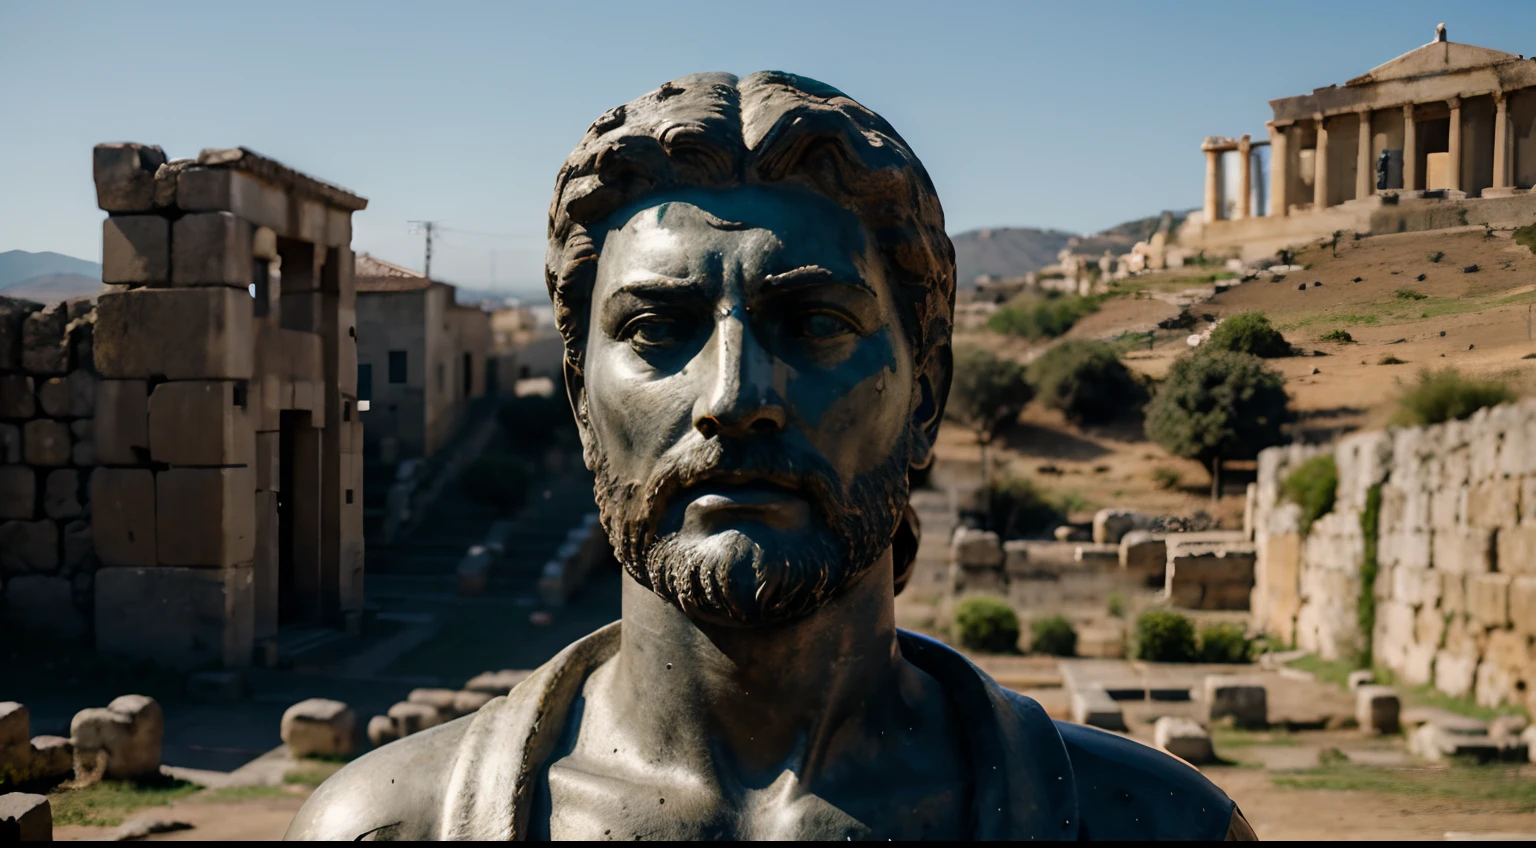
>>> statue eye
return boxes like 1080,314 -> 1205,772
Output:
792,311 -> 856,341
623,315 -> 685,350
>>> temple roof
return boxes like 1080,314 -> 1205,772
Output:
1346,36 -> 1524,87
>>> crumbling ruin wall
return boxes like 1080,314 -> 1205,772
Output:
1254,400 -> 1536,712
0,297 -> 102,642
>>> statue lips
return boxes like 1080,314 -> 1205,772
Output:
677,470 -> 815,529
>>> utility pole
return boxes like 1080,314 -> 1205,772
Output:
408,220 -> 439,279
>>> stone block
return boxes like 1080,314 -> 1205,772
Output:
1203,676 -> 1267,729
147,381 -> 254,466
1392,566 -> 1436,608
1168,550 -> 1256,584
1069,685 -> 1126,731
1119,531 -> 1166,583
452,690 -> 495,715
1442,572 -> 1467,614
101,215 -> 170,284
1356,685 -> 1401,734
0,703 -> 27,751
65,370 -> 96,419
1498,524 -> 1536,575
172,212 -> 253,287
176,167 -> 290,232
92,469 -> 155,566
95,380 -> 150,465
93,143 -> 167,212
0,467 -> 33,521
35,377 -> 68,418
255,433 -> 278,491
406,688 -> 461,722
280,699 -> 356,759
1092,509 -> 1148,545
386,702 -> 440,738
5,576 -> 86,641
22,303 -> 68,374
0,299 -> 39,371
156,467 -> 254,567
0,522 -> 58,576
0,376 -> 34,419
1153,716 -> 1213,764
0,424 -> 18,464
1415,603 -> 1448,652
28,735 -> 73,783
366,715 -> 399,749
70,695 -> 162,781
94,566 -> 254,670
21,423 -> 67,472
1203,581 -> 1254,611
1470,573 -> 1512,628
42,469 -> 80,519
1434,650 -> 1479,698
94,289 -> 253,380
1510,576 -> 1536,635
463,670 -> 529,696
1412,722 -> 1527,763
1347,669 -> 1375,691
1434,527 -> 1493,575
0,793 -> 51,841
951,528 -> 1003,569
1467,478 -> 1520,530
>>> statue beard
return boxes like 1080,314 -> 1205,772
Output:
589,431 -> 912,627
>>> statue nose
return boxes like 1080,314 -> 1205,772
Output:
694,311 -> 786,439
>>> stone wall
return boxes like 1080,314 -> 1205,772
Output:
1253,399 -> 1536,712
0,297 -> 101,642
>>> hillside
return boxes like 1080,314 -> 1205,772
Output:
0,250 -> 100,288
950,210 -> 1195,288
1,273 -> 103,303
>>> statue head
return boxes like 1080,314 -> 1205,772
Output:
546,71 -> 955,627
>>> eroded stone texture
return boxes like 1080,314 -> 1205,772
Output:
1153,716 -> 1213,764
0,792 -> 51,841
281,699 -> 356,759
70,695 -> 162,781
22,419 -> 70,467
102,215 -> 170,284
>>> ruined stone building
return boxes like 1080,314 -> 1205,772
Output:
1185,25 -> 1536,260
489,304 -> 562,384
354,254 -> 492,463
1,143 -> 366,669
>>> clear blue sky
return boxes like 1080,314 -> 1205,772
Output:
2,0 -> 1530,297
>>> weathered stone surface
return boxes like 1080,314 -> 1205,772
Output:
42,469 -> 80,519
92,469 -> 155,566
1153,716 -> 1213,764
366,715 -> 399,748
4,576 -> 86,641
1470,573 -> 1512,628
94,289 -> 253,380
22,303 -> 69,374
452,690 -> 495,716
0,703 -> 28,751
1069,685 -> 1126,731
94,566 -> 254,670
386,702 -> 440,738
0,299 -> 41,371
0,792 -> 51,841
172,212 -> 253,287
35,377 -> 68,418
406,689 -> 460,722
0,521 -> 58,575
1434,650 -> 1479,699
22,420 -> 70,467
1412,721 -> 1527,763
1467,478 -> 1520,529
1092,509 -> 1149,545
1119,531 -> 1166,583
255,432 -> 278,492
95,380 -> 149,465
93,143 -> 167,212
147,381 -> 254,467
70,695 -> 162,780
0,424 -> 19,464
0,375 -> 34,419
1510,576 -> 1536,635
156,467 -> 254,566
28,735 -> 73,783
176,167 -> 290,232
0,467 -> 33,521
1356,685 -> 1401,734
281,699 -> 356,759
1496,524 -> 1536,575
102,215 -> 170,284
952,528 -> 1003,569
65,370 -> 96,418
1433,526 -> 1494,574
1203,676 -> 1267,729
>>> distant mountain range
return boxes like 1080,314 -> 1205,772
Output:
951,211 -> 1193,287
0,250 -> 103,304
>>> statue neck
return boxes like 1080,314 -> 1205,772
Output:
608,549 -> 906,782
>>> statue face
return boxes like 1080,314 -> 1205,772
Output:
579,184 -> 918,626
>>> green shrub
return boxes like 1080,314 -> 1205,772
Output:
988,293 -> 1101,340
1515,222 -> 1536,255
1152,467 -> 1182,491
1379,355 -> 1406,365
1320,329 -> 1354,343
1107,592 -> 1126,619
1202,312 -> 1292,358
1030,615 -> 1078,656
954,596 -> 1021,654
460,452 -> 533,513
987,475 -> 1067,539
1282,454 -> 1338,536
1133,610 -> 1198,662
1357,484 -> 1383,669
1392,368 -> 1514,426
1394,288 -> 1427,301
1198,623 -> 1254,663
1026,339 -> 1147,425
947,344 -> 1033,445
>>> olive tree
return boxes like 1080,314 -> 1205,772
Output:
946,344 -> 1033,508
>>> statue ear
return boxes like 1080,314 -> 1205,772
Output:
562,355 -> 597,465
909,341 -> 952,470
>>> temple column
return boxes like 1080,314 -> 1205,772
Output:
1313,114 -> 1329,210
1356,108 -> 1373,199
1494,90 -> 1510,189
1268,122 -> 1289,217
1203,145 -> 1221,222
1403,104 -> 1417,190
1447,96 -> 1462,191
1237,135 -> 1252,219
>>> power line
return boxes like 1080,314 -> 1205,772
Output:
435,225 -> 542,242
407,220 -> 440,278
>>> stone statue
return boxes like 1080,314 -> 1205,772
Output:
286,71 -> 1257,841
1377,149 -> 1392,191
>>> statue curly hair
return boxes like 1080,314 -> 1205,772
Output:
544,70 -> 956,595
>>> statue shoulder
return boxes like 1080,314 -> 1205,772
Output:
284,714 -> 475,841
1052,719 -> 1237,841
